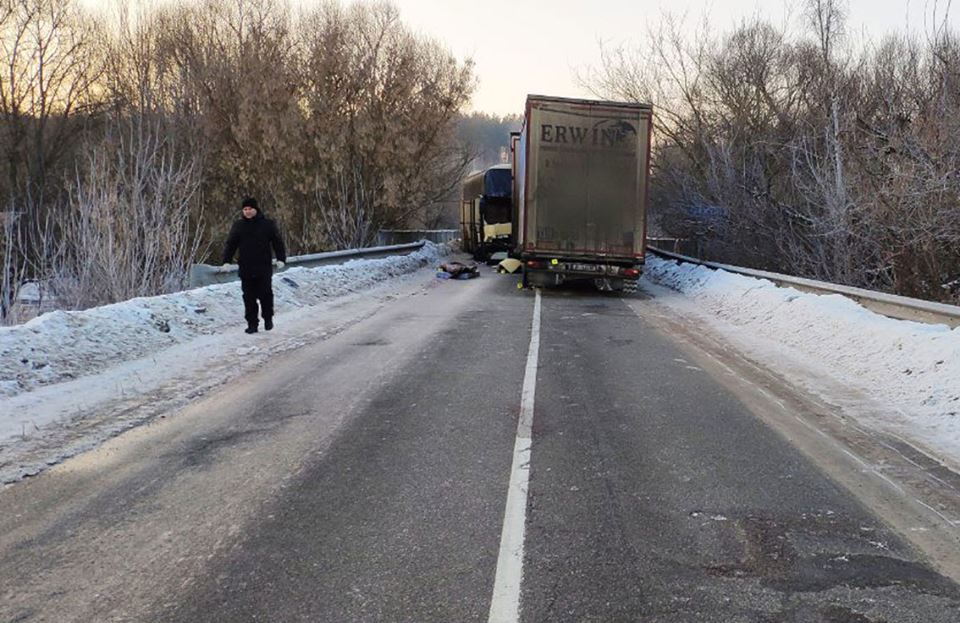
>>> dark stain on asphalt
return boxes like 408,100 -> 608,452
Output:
174,428 -> 269,469
820,604 -> 887,623
702,511 -> 960,597
351,339 -> 390,347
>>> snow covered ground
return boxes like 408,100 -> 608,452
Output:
0,242 -> 452,482
643,254 -> 960,469
2,245 -> 958,484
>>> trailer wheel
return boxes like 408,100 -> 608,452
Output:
593,277 -> 616,292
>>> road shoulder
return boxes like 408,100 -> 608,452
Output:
627,283 -> 960,584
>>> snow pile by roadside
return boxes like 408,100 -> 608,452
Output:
0,242 -> 450,398
643,254 -> 960,457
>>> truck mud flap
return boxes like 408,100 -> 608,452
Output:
593,277 -> 638,294
593,277 -> 621,292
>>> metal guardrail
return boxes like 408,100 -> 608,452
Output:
648,246 -> 960,329
646,237 -> 704,258
189,241 -> 427,288
378,229 -> 458,246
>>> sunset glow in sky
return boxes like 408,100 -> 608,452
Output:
86,0 -> 958,116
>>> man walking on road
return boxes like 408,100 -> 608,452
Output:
222,197 -> 286,334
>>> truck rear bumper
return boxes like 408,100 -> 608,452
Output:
521,256 -> 643,280
521,256 -> 644,292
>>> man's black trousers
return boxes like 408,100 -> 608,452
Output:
240,274 -> 273,326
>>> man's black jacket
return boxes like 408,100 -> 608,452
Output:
222,212 -> 287,279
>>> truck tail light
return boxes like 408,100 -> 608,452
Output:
622,268 -> 641,278
526,260 -> 546,269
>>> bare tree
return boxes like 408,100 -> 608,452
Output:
297,0 -> 474,249
163,0 -> 303,249
315,167 -> 376,250
0,0 -> 100,216
53,116 -> 203,310
0,0 -> 478,323
582,1 -> 960,303
0,0 -> 102,321
0,203 -> 26,320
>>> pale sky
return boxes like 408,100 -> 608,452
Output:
382,0 -> 957,115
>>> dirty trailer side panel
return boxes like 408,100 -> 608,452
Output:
522,96 -> 651,262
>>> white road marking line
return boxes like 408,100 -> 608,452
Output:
488,289 -> 541,623
915,499 -> 960,526
871,469 -> 906,494
840,447 -> 870,468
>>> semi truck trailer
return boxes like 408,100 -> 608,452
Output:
513,95 -> 652,292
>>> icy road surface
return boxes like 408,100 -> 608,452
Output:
1,259 -> 960,621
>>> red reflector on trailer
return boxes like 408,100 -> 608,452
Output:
623,268 -> 641,278
526,260 -> 545,269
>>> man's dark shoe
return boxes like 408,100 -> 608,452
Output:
264,318 -> 273,331
245,325 -> 258,334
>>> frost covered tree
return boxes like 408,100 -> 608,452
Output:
0,0 -> 476,323
582,0 -> 960,303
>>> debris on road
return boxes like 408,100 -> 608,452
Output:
497,258 -> 522,274
437,262 -> 480,280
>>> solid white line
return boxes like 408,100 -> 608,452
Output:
488,289 -> 541,623
915,498 -> 960,526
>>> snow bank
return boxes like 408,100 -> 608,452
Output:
0,242 -> 450,398
644,254 -> 960,455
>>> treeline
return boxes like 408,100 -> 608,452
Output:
587,0 -> 960,303
1,0 -> 475,319
457,112 -> 522,172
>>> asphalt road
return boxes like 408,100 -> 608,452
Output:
1,268 -> 959,622
523,285 -> 960,622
